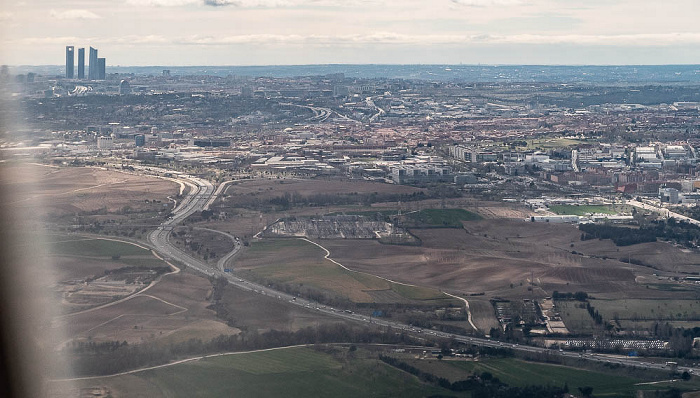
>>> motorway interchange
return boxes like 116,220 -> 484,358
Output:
144,169 -> 699,377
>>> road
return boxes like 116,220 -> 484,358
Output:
366,96 -> 385,123
143,171 -> 699,377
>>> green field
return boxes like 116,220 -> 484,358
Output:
556,300 -> 598,334
549,205 -> 619,216
129,347 -> 454,398
557,299 -> 700,335
590,299 -> 700,322
64,347 -> 700,397
50,237 -> 150,257
406,357 -> 685,397
48,236 -> 168,271
408,208 -> 482,227
239,239 -> 455,304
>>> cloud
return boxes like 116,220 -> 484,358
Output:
0,12 -> 14,21
125,0 -> 200,5
451,0 -> 526,6
18,36 -> 86,45
49,9 -> 102,20
14,35 -> 168,45
496,32 -> 700,46
14,32 -> 700,47
171,32 -> 700,46
203,0 -> 296,6
126,0 -> 373,7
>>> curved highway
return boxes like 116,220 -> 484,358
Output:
144,172 -> 699,377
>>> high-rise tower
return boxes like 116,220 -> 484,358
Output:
97,58 -> 106,80
77,48 -> 85,79
65,46 -> 74,78
88,47 -> 98,80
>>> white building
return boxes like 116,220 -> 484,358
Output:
97,136 -> 113,149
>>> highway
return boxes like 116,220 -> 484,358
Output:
144,172 -> 699,377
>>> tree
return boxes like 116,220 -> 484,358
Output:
578,386 -> 594,397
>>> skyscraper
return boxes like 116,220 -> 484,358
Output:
77,48 -> 85,79
88,47 -> 98,80
97,58 -> 106,80
65,46 -> 74,79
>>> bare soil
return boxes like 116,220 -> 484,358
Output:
53,271 -> 238,347
0,163 -> 177,217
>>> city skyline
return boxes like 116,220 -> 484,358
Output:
1,0 -> 699,66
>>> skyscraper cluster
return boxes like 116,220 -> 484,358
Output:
66,45 -> 106,80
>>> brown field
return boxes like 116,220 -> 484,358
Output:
321,219 -> 699,301
50,255 -> 137,282
216,283 -> 350,332
468,298 -> 501,332
54,271 -> 238,347
234,238 -> 453,305
43,235 -> 238,347
0,163 -> 177,217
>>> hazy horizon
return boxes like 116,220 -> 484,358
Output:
2,1 -> 699,65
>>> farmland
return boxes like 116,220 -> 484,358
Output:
402,357 -> 692,397
234,238 -> 456,306
590,299 -> 700,322
0,163 -> 177,218
49,236 -> 151,258
46,235 -> 238,348
554,298 -> 700,336
217,178 -> 425,211
407,208 -> 482,227
47,236 -> 171,313
53,347 -> 700,398
555,300 -> 599,335
53,269 -> 238,347
53,346 -> 454,398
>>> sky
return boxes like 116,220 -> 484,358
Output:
1,0 -> 699,66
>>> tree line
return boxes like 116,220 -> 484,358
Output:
61,323 -> 424,378
379,354 -> 573,398
580,220 -> 700,248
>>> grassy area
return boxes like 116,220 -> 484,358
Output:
132,347 -> 454,398
590,299 -> 700,322
549,205 -> 620,216
115,257 -> 170,268
408,208 -> 481,227
238,239 -> 455,305
555,300 -> 598,335
408,357 -> 649,397
50,237 -> 149,257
